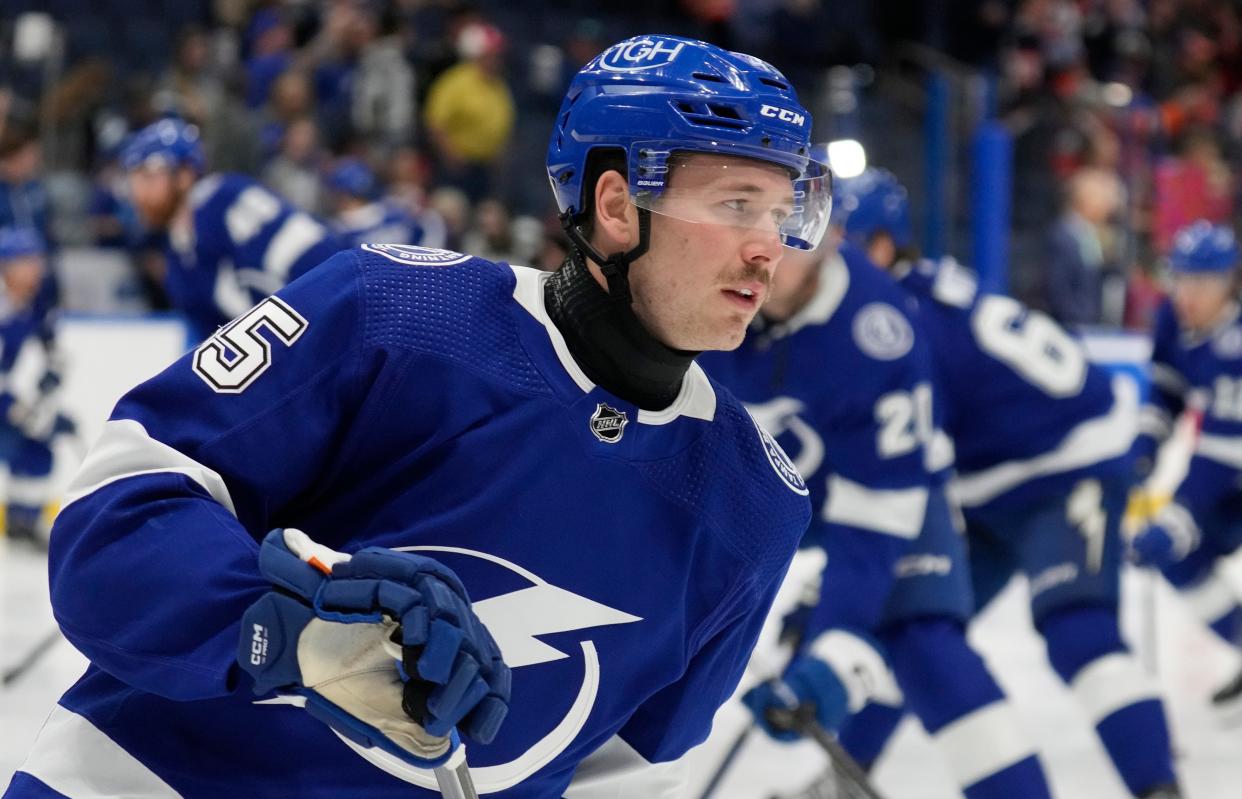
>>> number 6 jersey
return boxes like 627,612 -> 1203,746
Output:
7,246 -> 810,799
897,256 -> 1138,513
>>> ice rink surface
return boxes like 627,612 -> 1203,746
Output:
4,540 -> 1242,798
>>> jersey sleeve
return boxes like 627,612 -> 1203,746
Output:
1139,300 -> 1187,461
49,249 -> 380,702
810,332 -> 937,635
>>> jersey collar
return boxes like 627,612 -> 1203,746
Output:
509,264 -> 716,425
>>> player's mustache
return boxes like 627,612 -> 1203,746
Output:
723,264 -> 772,290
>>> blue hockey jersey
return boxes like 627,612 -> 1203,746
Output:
699,248 -> 947,632
1140,297 -> 1242,521
898,257 -> 1138,511
166,174 -> 347,342
9,245 -> 810,799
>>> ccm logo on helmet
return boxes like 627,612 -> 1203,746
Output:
598,38 -> 686,72
761,105 -> 806,127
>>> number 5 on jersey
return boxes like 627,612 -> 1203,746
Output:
193,296 -> 308,393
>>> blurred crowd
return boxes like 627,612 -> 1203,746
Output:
0,0 -> 1240,331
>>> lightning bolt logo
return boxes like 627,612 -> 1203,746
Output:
471,584 -> 642,668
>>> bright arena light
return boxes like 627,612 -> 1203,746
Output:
826,139 -> 867,179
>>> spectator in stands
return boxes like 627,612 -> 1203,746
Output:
244,8 -> 295,110
262,115 -> 325,213
423,22 -> 514,202
1042,166 -> 1126,328
154,26 -> 224,127
338,3 -> 416,150
1153,127 -> 1233,253
0,122 -> 51,244
260,69 -> 316,163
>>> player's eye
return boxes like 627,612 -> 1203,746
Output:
722,198 -> 750,215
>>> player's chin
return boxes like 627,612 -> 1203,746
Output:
699,315 -> 752,352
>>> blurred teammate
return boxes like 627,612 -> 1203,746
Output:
839,169 -> 1181,798
122,118 -> 347,341
326,157 -> 444,249
0,227 -> 72,546
1131,220 -> 1242,719
701,235 -> 1052,797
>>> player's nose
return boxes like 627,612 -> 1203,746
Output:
739,225 -> 783,271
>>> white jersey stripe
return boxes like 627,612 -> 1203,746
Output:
62,419 -> 236,516
18,705 -> 182,798
823,475 -> 927,540
932,701 -> 1036,789
262,213 -> 327,284
954,376 -> 1137,508
1071,652 -> 1160,725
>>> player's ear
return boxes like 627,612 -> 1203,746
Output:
591,170 -> 637,254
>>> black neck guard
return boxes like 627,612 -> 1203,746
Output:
544,250 -> 697,411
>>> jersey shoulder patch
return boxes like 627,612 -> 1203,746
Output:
361,243 -> 473,267
747,407 -> 809,496
851,302 -> 914,361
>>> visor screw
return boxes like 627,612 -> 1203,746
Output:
559,170 -> 573,184
761,136 -> 772,146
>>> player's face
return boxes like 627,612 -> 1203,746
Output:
631,154 -> 790,351
128,165 -> 186,230
1172,272 -> 1238,331
866,232 -> 898,270
762,247 -> 822,322
2,254 -> 44,308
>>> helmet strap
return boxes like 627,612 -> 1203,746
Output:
559,207 -> 651,305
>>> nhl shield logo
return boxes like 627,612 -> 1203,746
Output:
589,403 -> 629,444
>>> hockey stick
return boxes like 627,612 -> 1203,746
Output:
696,725 -> 753,799
2,626 -> 62,687
764,704 -> 885,799
433,746 -> 479,799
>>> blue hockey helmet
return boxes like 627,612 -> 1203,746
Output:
0,226 -> 45,263
1169,220 -> 1239,274
833,168 -> 913,250
327,158 -> 381,200
547,35 -> 832,254
121,118 -> 205,175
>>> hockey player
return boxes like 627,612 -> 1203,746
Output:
700,236 -> 1053,798
0,226 -> 72,546
122,118 -> 347,342
327,157 -> 446,250
5,36 -> 831,798
1131,220 -> 1242,718
838,169 -> 1180,798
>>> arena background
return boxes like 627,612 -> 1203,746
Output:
2,1 -> 1242,796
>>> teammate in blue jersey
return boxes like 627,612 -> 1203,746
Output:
700,237 -> 1052,798
1131,220 -> 1242,718
0,227 -> 72,546
5,36 -> 833,798
122,118 -> 348,342
836,169 -> 1180,798
327,158 -> 446,250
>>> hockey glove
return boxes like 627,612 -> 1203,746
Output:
238,529 -> 510,769
743,655 -> 849,742
1131,503 -> 1199,569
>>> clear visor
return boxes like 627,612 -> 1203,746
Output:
629,143 -> 833,251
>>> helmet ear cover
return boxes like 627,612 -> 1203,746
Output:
559,147 -> 651,304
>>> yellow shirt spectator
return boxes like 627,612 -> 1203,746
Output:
423,61 -> 515,164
